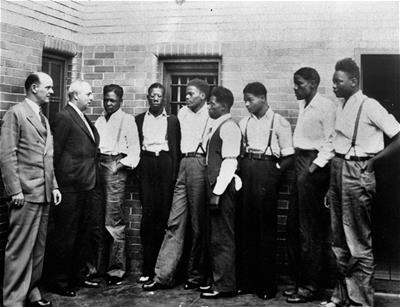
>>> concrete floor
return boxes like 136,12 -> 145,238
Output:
43,276 -> 400,307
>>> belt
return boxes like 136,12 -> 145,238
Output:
244,152 -> 277,161
142,150 -> 169,157
182,152 -> 206,158
335,153 -> 372,162
295,148 -> 318,155
98,153 -> 126,161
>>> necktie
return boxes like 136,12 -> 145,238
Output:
39,111 -> 47,130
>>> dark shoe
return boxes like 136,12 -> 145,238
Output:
138,275 -> 150,283
237,288 -> 254,295
283,287 -> 298,297
28,299 -> 52,307
106,276 -> 124,286
78,279 -> 100,288
46,285 -> 76,297
142,281 -> 168,291
256,290 -> 276,300
200,290 -> 236,299
184,281 -> 199,290
287,288 -> 321,303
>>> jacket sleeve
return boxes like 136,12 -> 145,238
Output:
0,109 -> 22,196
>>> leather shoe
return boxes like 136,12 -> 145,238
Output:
28,299 -> 52,307
78,279 -> 100,288
200,290 -> 236,299
138,275 -> 150,283
256,290 -> 276,300
287,291 -> 321,303
46,285 -> 76,297
142,281 -> 168,291
283,287 -> 298,297
198,285 -> 212,292
237,288 -> 254,295
106,276 -> 124,286
183,281 -> 199,290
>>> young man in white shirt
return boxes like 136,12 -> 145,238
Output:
236,82 -> 294,300
95,84 -> 140,285
285,68 -> 336,303
143,79 -> 212,291
323,58 -> 400,307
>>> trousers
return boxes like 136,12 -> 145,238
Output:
290,149 -> 330,290
329,157 -> 375,307
154,156 -> 208,286
98,154 -> 129,278
236,158 -> 280,293
3,202 -> 49,307
139,153 -> 174,277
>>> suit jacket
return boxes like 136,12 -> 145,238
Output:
135,111 -> 181,181
0,99 -> 58,203
52,104 -> 100,192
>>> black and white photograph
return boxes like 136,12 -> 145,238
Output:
0,1 -> 399,306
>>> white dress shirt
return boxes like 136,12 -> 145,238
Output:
68,102 -> 95,140
207,113 -> 242,195
142,109 -> 169,152
239,107 -> 294,158
293,93 -> 336,167
178,104 -> 213,154
95,109 -> 140,169
334,90 -> 400,156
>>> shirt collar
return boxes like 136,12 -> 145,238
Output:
25,98 -> 41,115
342,90 -> 363,107
250,106 -> 273,120
213,113 -> 232,128
146,108 -> 167,118
102,108 -> 123,119
189,102 -> 208,115
68,102 -> 84,118
300,92 -> 321,109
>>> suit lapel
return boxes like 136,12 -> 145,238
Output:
66,105 -> 95,143
22,100 -> 47,140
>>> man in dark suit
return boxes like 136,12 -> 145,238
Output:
44,80 -> 102,297
0,72 -> 62,307
136,83 -> 181,283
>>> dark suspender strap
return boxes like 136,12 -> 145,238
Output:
195,117 -> 210,154
113,113 -> 126,152
351,98 -> 367,147
263,112 -> 275,155
243,116 -> 251,148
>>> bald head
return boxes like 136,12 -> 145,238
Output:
68,80 -> 93,111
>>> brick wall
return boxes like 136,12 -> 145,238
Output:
1,0 -> 399,277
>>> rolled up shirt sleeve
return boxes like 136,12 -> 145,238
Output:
212,121 -> 241,195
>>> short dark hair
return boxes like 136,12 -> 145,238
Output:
335,58 -> 360,81
187,78 -> 210,99
147,82 -> 165,96
294,67 -> 320,86
210,86 -> 234,110
243,82 -> 267,97
103,84 -> 123,99
25,73 -> 40,92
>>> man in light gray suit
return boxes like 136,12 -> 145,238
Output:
0,72 -> 62,307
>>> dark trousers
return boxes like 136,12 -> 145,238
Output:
155,156 -> 207,286
44,187 -> 104,288
139,153 -> 174,277
288,150 -> 330,291
236,158 -> 280,294
207,181 -> 236,292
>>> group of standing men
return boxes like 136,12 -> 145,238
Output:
0,57 -> 399,307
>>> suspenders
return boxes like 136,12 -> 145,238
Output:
194,117 -> 209,155
344,98 -> 367,160
243,112 -> 276,156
